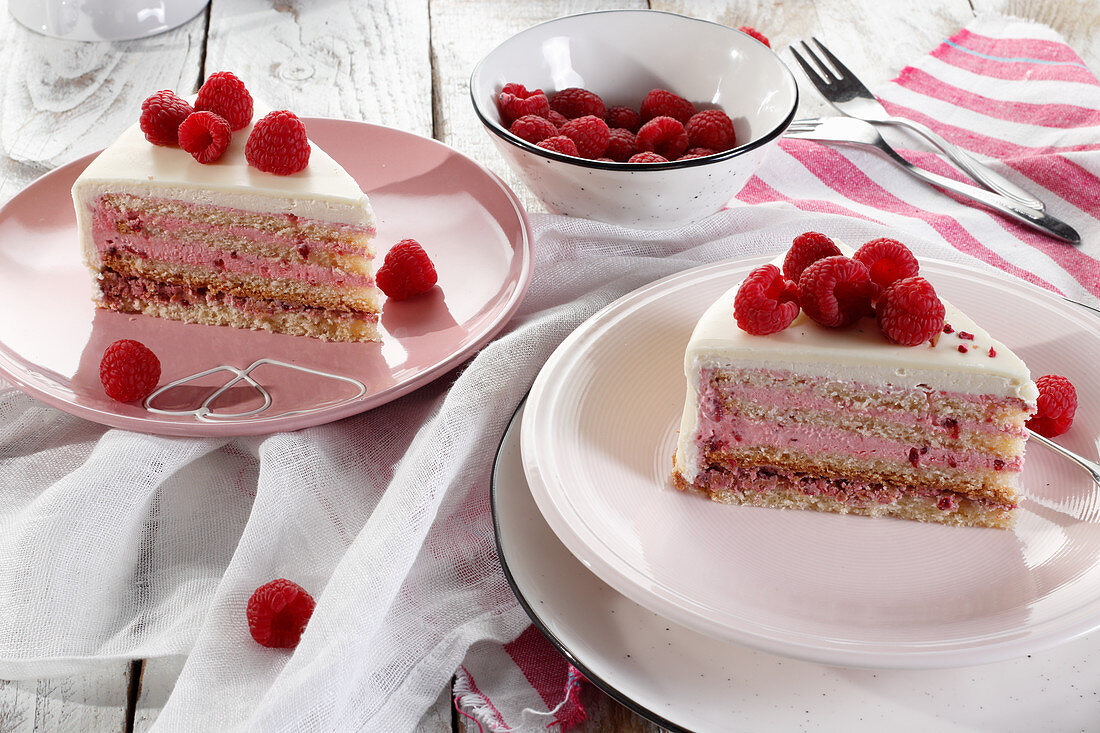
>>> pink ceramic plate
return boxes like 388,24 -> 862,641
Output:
522,256 -> 1100,669
0,120 -> 531,436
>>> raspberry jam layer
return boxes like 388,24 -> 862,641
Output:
689,464 -> 1016,514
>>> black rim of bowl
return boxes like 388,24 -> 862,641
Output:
469,8 -> 799,173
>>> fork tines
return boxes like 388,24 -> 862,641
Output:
789,37 -> 857,89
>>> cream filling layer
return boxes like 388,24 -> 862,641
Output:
695,413 -> 1021,474
93,215 -> 374,288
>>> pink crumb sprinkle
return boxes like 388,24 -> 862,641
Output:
958,331 -> 975,340
988,347 -> 996,357
958,345 -> 968,353
942,323 -> 954,334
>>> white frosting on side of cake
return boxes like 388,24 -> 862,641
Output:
674,249 -> 1038,482
71,101 -> 374,227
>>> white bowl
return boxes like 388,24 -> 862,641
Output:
470,9 -> 798,229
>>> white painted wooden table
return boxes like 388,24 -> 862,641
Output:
0,0 -> 1096,730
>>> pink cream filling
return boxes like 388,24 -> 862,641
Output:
92,206 -> 374,288
716,383 -> 1026,437
702,367 -> 1031,414
102,196 -> 374,247
696,413 -> 1020,473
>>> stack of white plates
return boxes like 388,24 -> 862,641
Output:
493,257 -> 1100,731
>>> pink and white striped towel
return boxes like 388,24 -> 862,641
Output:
457,14 -> 1099,732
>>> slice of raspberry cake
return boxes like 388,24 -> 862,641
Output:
672,234 -> 1038,529
72,79 -> 380,342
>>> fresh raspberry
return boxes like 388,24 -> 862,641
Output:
798,255 -> 874,328
853,237 -> 920,299
375,238 -> 438,300
497,83 -> 550,125
685,147 -> 716,157
677,153 -> 708,160
246,579 -> 315,649
177,111 -> 232,164
738,26 -> 771,47
635,116 -> 689,159
139,90 -> 194,146
627,151 -> 668,163
194,71 -> 254,130
99,339 -> 161,402
606,105 -> 642,133
685,109 -> 736,152
560,115 -> 610,158
782,231 -> 842,282
875,276 -> 946,346
734,264 -> 800,335
547,110 -> 568,129
245,110 -> 311,175
508,114 -> 558,144
549,87 -> 606,120
640,89 -> 697,124
1026,375 -> 1077,437
536,135 -> 578,156
605,128 -> 637,162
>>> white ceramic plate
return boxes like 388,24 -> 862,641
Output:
521,256 -> 1100,669
496,401 -> 1100,732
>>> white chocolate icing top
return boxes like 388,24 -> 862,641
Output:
72,100 -> 373,227
674,246 -> 1038,481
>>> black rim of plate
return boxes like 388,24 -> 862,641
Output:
489,396 -> 695,733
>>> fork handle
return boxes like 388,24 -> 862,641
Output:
880,117 -> 1047,211
871,144 -> 1081,244
1028,430 -> 1100,487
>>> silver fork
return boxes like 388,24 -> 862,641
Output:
785,117 -> 1080,244
1029,431 -> 1100,487
790,38 -> 1047,211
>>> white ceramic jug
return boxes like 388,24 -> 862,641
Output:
9,0 -> 209,41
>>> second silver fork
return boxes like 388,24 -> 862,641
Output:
790,37 -> 1047,212
785,117 -> 1080,244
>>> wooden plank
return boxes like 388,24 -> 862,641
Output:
0,8 -> 207,205
656,0 -> 978,121
416,681 -> 456,733
0,663 -> 131,733
131,657 -> 183,732
971,0 -> 1100,68
428,0 -> 648,214
131,656 -> 458,731
202,0 -> 432,136
651,0 -> 831,120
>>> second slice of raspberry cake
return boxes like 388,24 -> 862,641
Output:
672,234 -> 1038,529
72,76 -> 380,342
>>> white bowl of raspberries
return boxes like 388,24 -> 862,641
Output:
470,9 -> 798,229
